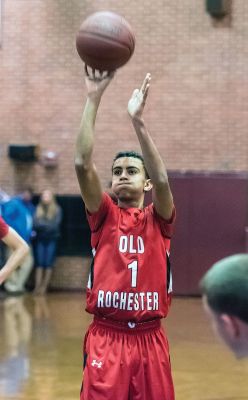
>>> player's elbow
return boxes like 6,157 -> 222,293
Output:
74,155 -> 91,172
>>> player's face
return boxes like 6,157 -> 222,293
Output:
111,157 -> 150,201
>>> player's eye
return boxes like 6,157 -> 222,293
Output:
128,168 -> 137,175
113,169 -> 121,175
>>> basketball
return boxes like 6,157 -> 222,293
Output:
76,11 -> 135,71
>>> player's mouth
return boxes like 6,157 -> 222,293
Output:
118,182 -> 131,186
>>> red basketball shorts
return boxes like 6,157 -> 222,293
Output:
80,316 -> 175,400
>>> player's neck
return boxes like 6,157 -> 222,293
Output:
118,198 -> 144,210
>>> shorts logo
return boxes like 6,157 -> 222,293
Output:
91,359 -> 103,368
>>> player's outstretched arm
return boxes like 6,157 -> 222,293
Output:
128,73 -> 174,220
75,67 -> 114,213
0,228 -> 29,285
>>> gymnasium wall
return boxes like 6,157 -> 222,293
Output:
0,1 -> 248,293
169,171 -> 248,294
0,0 -> 248,194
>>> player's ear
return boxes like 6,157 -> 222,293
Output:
220,314 -> 241,338
144,179 -> 152,192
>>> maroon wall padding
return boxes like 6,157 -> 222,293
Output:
168,172 -> 248,295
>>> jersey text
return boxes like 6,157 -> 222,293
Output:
97,290 -> 159,311
119,235 -> 144,254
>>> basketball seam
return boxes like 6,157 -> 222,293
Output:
78,30 -> 134,55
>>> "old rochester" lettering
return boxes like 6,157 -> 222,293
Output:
97,290 -> 159,311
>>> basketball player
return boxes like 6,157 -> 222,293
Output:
0,216 -> 29,287
75,69 -> 176,400
200,254 -> 248,359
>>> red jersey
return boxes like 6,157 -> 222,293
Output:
0,216 -> 9,239
86,193 -> 175,323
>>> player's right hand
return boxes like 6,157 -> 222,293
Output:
84,65 -> 115,99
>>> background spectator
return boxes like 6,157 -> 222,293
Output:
33,190 -> 62,295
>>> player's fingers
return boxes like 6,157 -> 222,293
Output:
143,84 -> 150,102
95,69 -> 103,80
101,71 -> 108,79
84,64 -> 90,76
107,70 -> 116,79
92,68 -> 96,79
140,73 -> 151,93
132,88 -> 139,98
85,65 -> 95,80
93,70 -> 115,81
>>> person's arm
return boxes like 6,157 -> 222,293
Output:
127,73 -> 174,220
75,68 -> 114,213
0,227 -> 29,284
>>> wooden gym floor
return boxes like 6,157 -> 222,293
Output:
0,293 -> 247,400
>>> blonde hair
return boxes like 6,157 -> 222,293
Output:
36,191 -> 59,220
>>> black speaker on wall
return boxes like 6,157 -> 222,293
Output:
8,144 -> 40,162
206,0 -> 230,18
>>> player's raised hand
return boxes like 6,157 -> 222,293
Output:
84,65 -> 115,99
128,73 -> 151,119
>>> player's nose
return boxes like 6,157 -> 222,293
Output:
119,170 -> 128,180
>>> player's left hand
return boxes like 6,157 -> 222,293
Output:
127,73 -> 151,120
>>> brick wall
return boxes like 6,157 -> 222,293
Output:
50,256 -> 91,290
0,0 -> 247,289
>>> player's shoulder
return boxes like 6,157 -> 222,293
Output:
143,202 -> 155,215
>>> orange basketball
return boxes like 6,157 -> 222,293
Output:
76,11 -> 135,71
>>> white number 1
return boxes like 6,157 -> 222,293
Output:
128,260 -> 138,288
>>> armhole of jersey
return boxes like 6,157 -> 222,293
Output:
151,204 -> 176,239
87,248 -> 96,289
166,251 -> 173,294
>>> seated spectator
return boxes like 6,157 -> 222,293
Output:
33,190 -> 62,295
200,254 -> 248,358
2,188 -> 35,294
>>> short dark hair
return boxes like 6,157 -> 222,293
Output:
200,254 -> 248,323
112,151 -> 149,179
